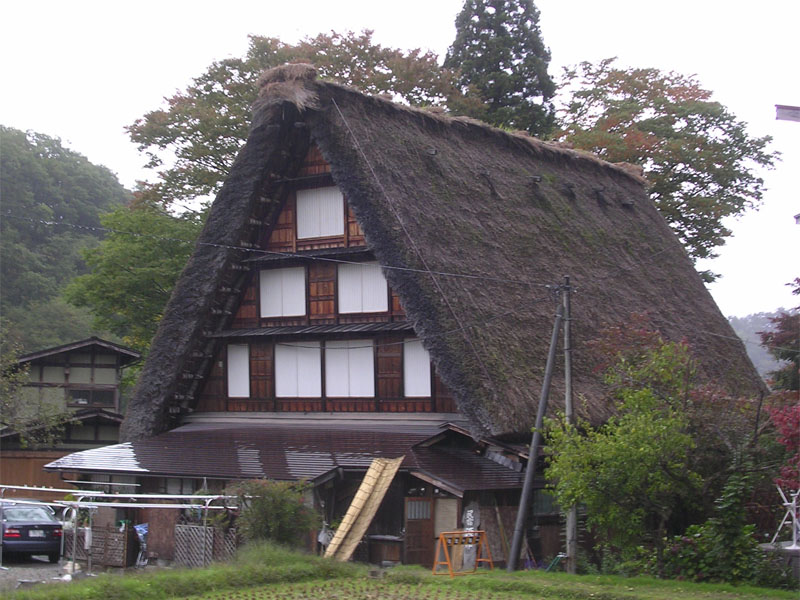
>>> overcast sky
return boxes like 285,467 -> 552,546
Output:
2,0 -> 797,317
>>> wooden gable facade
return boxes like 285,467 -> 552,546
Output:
193,146 -> 456,416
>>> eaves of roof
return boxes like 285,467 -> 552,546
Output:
18,337 -> 141,365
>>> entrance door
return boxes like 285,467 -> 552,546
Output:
404,497 -> 434,566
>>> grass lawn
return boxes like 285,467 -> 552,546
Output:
7,543 -> 797,600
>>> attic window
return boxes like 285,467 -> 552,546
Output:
296,186 -> 344,239
403,339 -> 431,397
260,267 -> 306,317
338,262 -> 388,313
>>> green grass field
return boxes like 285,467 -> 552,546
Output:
7,543 -> 797,600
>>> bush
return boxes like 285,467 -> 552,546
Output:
661,523 -> 796,589
660,474 -> 798,589
230,480 -> 321,547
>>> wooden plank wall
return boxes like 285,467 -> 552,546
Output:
0,451 -> 76,500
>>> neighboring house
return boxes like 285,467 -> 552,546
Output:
1,337 -> 140,499
45,65 -> 763,565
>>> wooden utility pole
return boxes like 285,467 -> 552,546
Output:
507,291 -> 564,571
562,276 -> 577,574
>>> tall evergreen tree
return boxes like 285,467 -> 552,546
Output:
445,0 -> 556,137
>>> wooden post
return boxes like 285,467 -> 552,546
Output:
507,294 -> 564,571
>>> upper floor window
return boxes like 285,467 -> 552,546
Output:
403,338 -> 431,397
296,186 -> 344,239
325,340 -> 375,397
260,267 -> 306,317
338,262 -> 388,313
274,341 -> 322,397
227,344 -> 250,398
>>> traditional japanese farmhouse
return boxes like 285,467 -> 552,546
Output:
2,337 -> 140,500
45,64 -> 763,565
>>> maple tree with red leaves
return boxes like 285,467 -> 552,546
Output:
761,279 -> 800,491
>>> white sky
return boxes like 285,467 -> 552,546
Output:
1,0 -> 797,317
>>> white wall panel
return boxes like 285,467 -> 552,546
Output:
296,186 -> 344,239
227,344 -> 250,398
325,340 -> 374,397
94,367 -> 117,385
296,343 -> 322,397
42,366 -> 64,383
338,262 -> 388,314
70,367 -> 92,384
337,263 -> 362,314
275,342 -> 321,397
348,341 -> 375,397
260,267 -> 306,317
360,263 -> 389,312
404,339 -> 431,397
325,341 -> 350,397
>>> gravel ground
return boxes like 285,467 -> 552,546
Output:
0,554 -> 82,593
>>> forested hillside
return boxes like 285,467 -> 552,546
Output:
0,126 -> 131,351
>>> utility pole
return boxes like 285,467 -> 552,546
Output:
507,290 -> 564,571
562,276 -> 577,574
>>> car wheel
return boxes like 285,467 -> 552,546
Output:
47,553 -> 60,563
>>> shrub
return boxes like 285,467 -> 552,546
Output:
660,473 -> 798,589
230,479 -> 321,547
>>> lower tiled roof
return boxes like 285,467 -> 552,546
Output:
45,420 -> 526,493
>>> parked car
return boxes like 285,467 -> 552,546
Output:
1,502 -> 62,562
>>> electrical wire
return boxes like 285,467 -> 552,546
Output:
2,211 -> 555,290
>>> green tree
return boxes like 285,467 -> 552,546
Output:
546,340 -> 701,572
0,126 -> 131,349
128,31 -> 458,207
65,200 -> 203,354
556,59 -> 777,275
445,0 -> 556,136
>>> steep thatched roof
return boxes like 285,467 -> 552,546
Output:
122,64 -> 763,442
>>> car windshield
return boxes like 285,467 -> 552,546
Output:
2,507 -> 55,522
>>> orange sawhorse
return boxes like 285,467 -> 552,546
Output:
432,530 -> 494,577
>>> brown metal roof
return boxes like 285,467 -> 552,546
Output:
410,445 -> 525,493
45,421 -> 526,493
45,422 -> 437,481
209,322 -> 413,338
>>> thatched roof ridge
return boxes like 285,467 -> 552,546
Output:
122,64 -> 763,442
